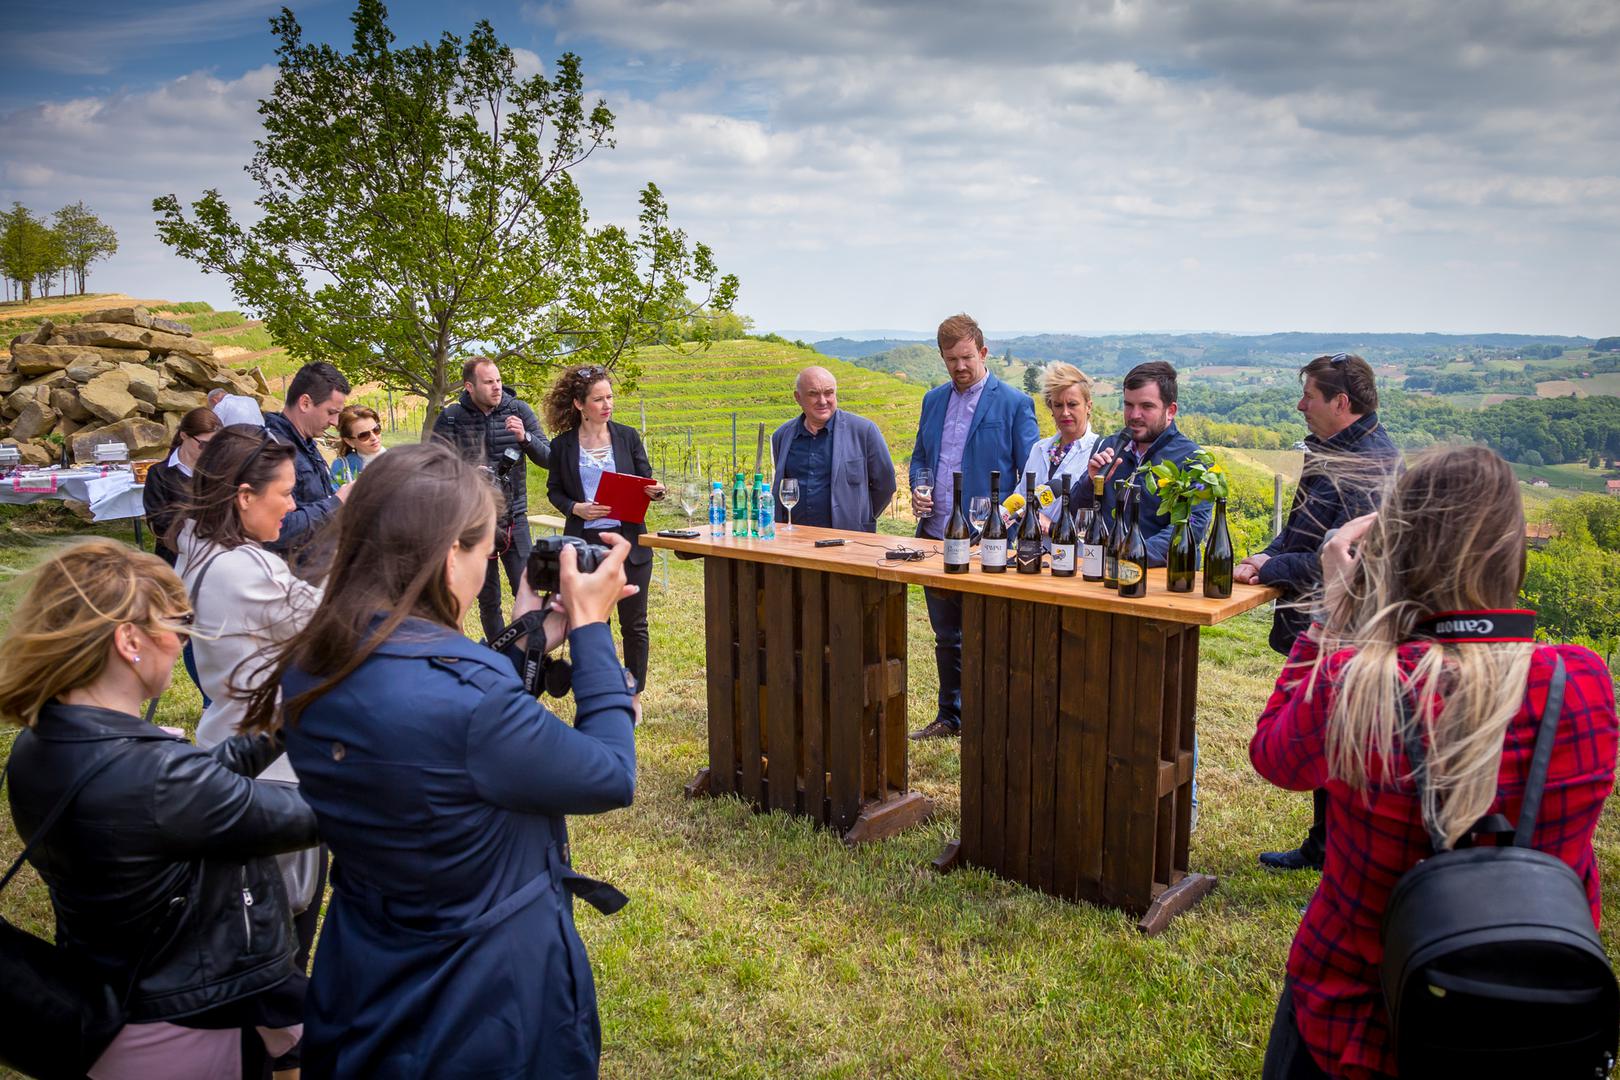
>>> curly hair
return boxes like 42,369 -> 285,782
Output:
543,364 -> 613,435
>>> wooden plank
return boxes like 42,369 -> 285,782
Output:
1154,627 -> 1184,890
1053,608 -> 1087,902
843,791 -> 933,845
979,596 -> 1011,877
882,584 -> 909,796
705,559 -> 736,796
860,581 -> 882,804
827,574 -> 864,831
736,561 -> 763,805
959,592 -> 986,864
1136,872 -> 1216,936
1075,609 -> 1112,904
1028,602 -> 1060,895
1101,612 -> 1139,908
801,570 -> 827,826
1176,626 -> 1201,875
1004,602 -> 1035,886
641,525 -> 1277,627
763,564 -> 797,815
1121,618 -> 1168,913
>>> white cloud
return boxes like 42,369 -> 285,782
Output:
1,0 -> 288,76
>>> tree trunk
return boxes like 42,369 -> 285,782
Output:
420,347 -> 451,442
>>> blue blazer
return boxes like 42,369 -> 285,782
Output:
283,619 -> 636,1078
909,372 -> 1039,537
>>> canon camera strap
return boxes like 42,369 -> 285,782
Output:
1414,609 -> 1536,644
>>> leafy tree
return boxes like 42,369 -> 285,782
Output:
0,203 -> 56,303
32,226 -> 66,298
1023,364 -> 1042,395
52,202 -> 118,295
1523,449 -> 1545,467
1589,452 -> 1601,469
155,0 -> 736,433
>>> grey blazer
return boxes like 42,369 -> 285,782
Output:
770,410 -> 896,532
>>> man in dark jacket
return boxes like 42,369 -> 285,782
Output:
1087,361 -> 1213,566
262,361 -> 351,571
1238,352 -> 1400,871
431,356 -> 553,641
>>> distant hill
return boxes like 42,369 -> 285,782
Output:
812,337 -> 929,359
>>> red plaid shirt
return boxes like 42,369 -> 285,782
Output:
1251,633 -> 1618,1079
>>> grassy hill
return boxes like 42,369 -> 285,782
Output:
615,339 -> 928,479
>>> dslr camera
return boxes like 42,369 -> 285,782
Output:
526,535 -> 609,595
481,448 -> 523,548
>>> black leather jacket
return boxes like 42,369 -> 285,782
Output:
430,389 -> 551,513
6,702 -> 318,1022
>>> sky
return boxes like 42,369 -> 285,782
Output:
2,0 -> 1617,337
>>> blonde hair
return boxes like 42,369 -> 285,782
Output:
1313,446 -> 1532,849
0,539 -> 190,728
1039,362 -> 1093,412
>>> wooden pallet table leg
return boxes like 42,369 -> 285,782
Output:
843,790 -> 934,845
1137,872 -> 1217,936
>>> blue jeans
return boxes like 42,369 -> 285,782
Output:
923,586 -> 963,729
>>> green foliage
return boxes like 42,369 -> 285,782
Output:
154,0 -> 736,434
0,203 -> 59,303
1141,450 -> 1228,528
157,301 -> 215,314
1022,364 -> 1042,395
50,202 -> 117,295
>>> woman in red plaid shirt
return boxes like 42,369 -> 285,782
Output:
1251,445 -> 1618,1079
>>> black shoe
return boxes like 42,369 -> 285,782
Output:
1258,846 -> 1324,872
909,718 -> 960,741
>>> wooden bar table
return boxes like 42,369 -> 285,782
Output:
642,524 -> 936,843
642,525 -> 1275,933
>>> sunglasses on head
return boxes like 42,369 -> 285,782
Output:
1327,353 -> 1351,365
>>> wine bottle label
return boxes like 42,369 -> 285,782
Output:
1016,540 -> 1042,570
1051,543 -> 1076,572
1118,562 -> 1145,586
981,538 -> 1007,567
943,538 -> 970,565
1081,543 -> 1103,576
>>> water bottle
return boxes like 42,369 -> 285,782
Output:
709,481 -> 727,539
732,472 -> 748,537
756,481 -> 776,540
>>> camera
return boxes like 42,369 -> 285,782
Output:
480,448 -> 524,548
525,535 -> 609,595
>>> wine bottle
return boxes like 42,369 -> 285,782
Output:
1102,480 -> 1125,590
1081,474 -> 1106,582
1016,472 -> 1043,574
1203,497 -> 1234,598
981,471 -> 1008,573
943,471 -> 971,574
1050,475 -> 1078,577
1118,486 -> 1149,598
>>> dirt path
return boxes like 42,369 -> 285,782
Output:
0,293 -> 174,320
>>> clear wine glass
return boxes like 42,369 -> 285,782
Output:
679,481 -> 702,529
779,477 -> 800,531
914,467 -> 934,507
968,496 -> 991,533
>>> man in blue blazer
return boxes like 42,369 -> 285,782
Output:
909,313 -> 1039,740
771,366 -> 896,531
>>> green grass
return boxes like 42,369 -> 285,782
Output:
4,496 -> 1620,1077
1510,461 -> 1619,493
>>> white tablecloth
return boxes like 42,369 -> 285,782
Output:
1,469 -> 145,522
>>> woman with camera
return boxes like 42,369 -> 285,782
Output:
1250,446 -> 1617,1079
172,425 -> 326,984
0,539 -> 317,1078
240,442 -> 639,1078
545,364 -> 665,693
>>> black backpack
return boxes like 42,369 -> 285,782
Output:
1381,656 -> 1618,1078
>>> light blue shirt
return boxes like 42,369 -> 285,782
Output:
579,442 -> 620,530
924,371 -> 989,536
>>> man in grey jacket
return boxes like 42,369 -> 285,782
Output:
770,366 -> 896,532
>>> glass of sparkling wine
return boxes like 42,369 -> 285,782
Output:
914,468 -> 934,514
968,496 -> 991,533
779,477 -> 800,530
680,481 -> 702,529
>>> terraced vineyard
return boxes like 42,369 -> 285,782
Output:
620,339 -> 929,476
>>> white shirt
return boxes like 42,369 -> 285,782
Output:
1021,426 -> 1099,527
176,522 -> 322,784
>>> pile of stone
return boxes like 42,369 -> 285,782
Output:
0,306 -> 277,467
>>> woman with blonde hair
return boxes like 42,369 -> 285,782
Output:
329,404 -> 384,486
1019,362 -> 1099,538
0,540 -> 316,1078
1251,445 -> 1617,1079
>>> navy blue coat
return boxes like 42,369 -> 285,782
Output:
263,410 -> 341,558
1258,411 -> 1400,653
1094,422 -> 1214,568
909,372 -> 1040,538
282,619 -> 637,1078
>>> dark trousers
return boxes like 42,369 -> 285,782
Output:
1262,979 -> 1333,1080
478,517 -> 533,643
584,529 -> 652,692
1301,788 -> 1328,861
182,639 -> 210,709
923,586 -> 963,728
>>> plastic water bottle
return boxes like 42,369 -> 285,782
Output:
756,481 -> 776,540
709,481 -> 727,539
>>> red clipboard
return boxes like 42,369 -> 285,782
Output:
594,471 -> 656,524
